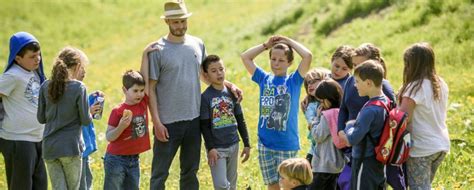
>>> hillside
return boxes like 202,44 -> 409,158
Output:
0,0 -> 473,189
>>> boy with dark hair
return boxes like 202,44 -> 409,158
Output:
339,60 -> 387,190
200,55 -> 251,190
0,31 -> 47,190
103,70 -> 150,190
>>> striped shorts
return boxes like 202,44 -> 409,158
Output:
258,143 -> 298,185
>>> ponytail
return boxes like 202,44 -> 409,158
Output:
48,59 -> 68,103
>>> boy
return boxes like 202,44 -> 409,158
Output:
104,70 -> 150,190
278,158 -> 313,190
339,60 -> 387,190
200,55 -> 251,190
0,31 -> 47,190
240,35 -> 312,190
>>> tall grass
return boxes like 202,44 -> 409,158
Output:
0,0 -> 473,189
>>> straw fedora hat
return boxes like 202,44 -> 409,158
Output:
160,1 -> 192,19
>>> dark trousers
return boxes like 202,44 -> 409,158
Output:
309,172 -> 339,190
150,117 -> 201,190
351,156 -> 385,190
0,138 -> 48,190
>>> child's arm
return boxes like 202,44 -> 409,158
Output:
106,114 -> 132,142
240,36 -> 278,75
235,113 -> 251,163
275,36 -> 312,77
311,114 -> 331,143
78,85 -> 92,126
141,42 -> 160,96
399,97 -> 416,123
337,83 -> 350,132
343,109 -> 375,146
37,85 -> 46,124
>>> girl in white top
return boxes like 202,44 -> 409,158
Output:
399,42 -> 450,189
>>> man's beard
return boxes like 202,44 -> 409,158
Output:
170,27 -> 186,37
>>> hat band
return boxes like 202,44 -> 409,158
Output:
164,9 -> 187,16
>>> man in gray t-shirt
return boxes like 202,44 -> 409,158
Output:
144,2 -> 241,190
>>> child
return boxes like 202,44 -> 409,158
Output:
310,79 -> 345,190
200,55 -> 251,190
337,43 -> 397,190
104,70 -> 150,190
37,47 -> 91,190
330,45 -> 354,88
80,91 -> 104,190
399,43 -> 450,189
302,68 -> 330,163
241,35 -> 312,190
0,31 -> 47,190
278,158 -> 313,190
339,60 -> 387,189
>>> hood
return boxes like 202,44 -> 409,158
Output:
5,31 -> 45,83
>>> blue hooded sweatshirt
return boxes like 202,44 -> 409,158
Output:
5,31 -> 46,83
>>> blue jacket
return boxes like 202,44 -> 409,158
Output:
5,31 -> 46,83
82,93 -> 99,158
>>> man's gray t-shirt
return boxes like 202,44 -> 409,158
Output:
149,34 -> 206,124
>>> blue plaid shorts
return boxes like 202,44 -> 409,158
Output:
258,143 -> 298,185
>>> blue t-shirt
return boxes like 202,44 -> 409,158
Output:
345,95 -> 388,158
252,67 -> 304,151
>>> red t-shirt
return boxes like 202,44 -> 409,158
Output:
106,95 -> 150,155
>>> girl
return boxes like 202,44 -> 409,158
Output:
310,79 -> 345,190
37,47 -> 91,190
399,43 -> 450,189
330,45 -> 354,88
302,68 -> 330,164
337,43 -> 398,190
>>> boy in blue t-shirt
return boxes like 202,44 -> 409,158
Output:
339,60 -> 387,189
241,35 -> 312,190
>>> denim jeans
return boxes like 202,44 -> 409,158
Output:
79,156 -> 93,190
103,153 -> 140,190
150,117 -> 201,190
45,156 -> 82,190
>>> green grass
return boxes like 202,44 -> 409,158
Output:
1,0 -> 473,189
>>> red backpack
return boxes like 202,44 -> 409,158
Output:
367,100 -> 411,166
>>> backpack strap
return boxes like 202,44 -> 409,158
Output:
364,99 -> 391,150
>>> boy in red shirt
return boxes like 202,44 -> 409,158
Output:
104,70 -> 150,190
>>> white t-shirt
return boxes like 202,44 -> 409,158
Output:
403,78 -> 450,157
0,64 -> 44,142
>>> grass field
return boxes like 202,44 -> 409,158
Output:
0,0 -> 473,189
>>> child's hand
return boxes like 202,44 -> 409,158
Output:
240,147 -> 250,163
143,41 -> 160,55
207,149 -> 219,167
300,96 -> 309,112
118,113 -> 132,129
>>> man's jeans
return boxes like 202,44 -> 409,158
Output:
150,117 -> 201,190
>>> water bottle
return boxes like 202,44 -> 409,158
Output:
90,92 -> 105,120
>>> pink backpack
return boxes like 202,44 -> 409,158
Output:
322,108 -> 347,149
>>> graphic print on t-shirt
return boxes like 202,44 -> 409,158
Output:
261,84 -> 290,131
24,76 -> 40,106
211,96 -> 237,129
131,114 -> 147,139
